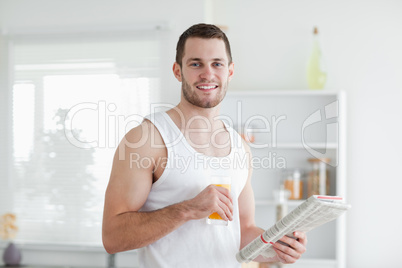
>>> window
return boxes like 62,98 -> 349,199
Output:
8,32 -> 161,246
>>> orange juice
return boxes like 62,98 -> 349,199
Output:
208,184 -> 231,220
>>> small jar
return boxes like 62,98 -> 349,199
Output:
283,169 -> 304,200
307,158 -> 330,197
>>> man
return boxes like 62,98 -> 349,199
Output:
102,23 -> 307,267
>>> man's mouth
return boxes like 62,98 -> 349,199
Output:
196,85 -> 218,91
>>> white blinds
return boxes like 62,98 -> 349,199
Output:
8,32 -> 161,246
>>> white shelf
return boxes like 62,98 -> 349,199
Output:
227,90 -> 340,97
261,142 -> 338,149
221,90 -> 346,268
290,258 -> 337,268
246,258 -> 337,268
255,199 -> 304,206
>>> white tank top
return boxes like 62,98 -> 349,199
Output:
138,111 -> 248,268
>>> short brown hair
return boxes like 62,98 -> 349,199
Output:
175,23 -> 232,67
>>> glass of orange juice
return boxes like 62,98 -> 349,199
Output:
206,176 -> 231,226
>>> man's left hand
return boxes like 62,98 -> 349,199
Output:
272,231 -> 307,264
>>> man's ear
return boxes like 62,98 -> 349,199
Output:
228,62 -> 234,82
172,62 -> 182,82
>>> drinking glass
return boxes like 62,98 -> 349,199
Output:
206,175 -> 231,226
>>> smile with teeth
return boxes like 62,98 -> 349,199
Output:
196,85 -> 218,90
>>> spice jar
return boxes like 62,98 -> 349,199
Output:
307,158 -> 330,197
283,169 -> 304,200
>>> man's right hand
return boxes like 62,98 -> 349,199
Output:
183,184 -> 233,222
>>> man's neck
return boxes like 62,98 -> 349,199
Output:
166,100 -> 230,157
169,100 -> 223,132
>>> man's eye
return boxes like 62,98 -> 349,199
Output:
190,63 -> 200,67
214,63 -> 223,67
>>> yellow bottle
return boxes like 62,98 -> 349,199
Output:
307,27 -> 327,90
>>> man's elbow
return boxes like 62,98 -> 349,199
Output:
103,245 -> 116,255
102,227 -> 126,254
102,229 -> 143,254
102,233 -> 119,254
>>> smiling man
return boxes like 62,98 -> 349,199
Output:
102,23 -> 307,268
175,34 -> 232,109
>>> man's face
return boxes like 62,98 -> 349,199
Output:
173,37 -> 234,109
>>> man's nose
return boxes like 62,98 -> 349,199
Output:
200,66 -> 214,80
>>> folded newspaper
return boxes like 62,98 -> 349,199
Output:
236,195 -> 351,263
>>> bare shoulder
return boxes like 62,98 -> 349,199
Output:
116,119 -> 166,164
104,119 -> 166,215
240,138 -> 252,161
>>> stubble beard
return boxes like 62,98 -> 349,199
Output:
181,75 -> 228,109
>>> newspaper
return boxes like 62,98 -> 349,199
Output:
236,195 -> 351,263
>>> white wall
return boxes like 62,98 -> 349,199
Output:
1,0 -> 402,267
0,0 -> 204,267
211,1 -> 402,268
0,0 -> 201,105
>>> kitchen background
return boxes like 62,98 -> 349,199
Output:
0,0 -> 401,268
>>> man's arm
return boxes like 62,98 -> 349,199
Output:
238,141 -> 307,264
102,120 -> 233,254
